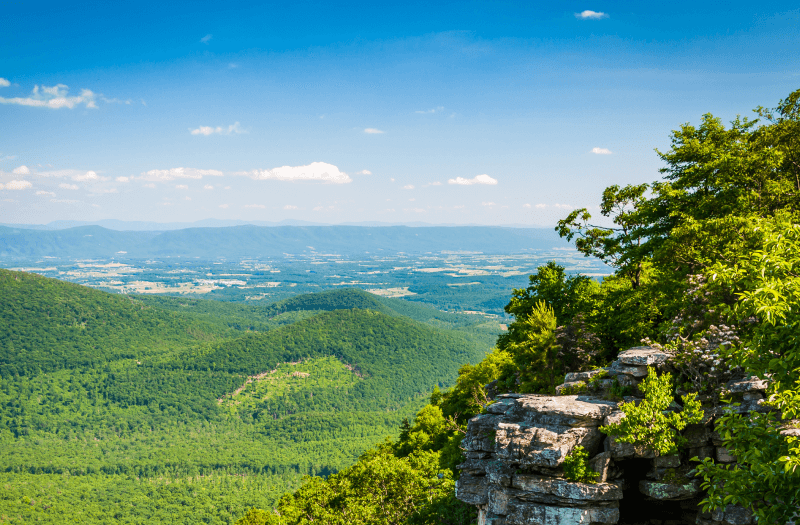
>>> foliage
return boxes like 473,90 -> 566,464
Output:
241,437 -> 475,525
0,271 -> 494,523
600,368 -> 703,456
693,221 -> 800,523
562,446 -> 599,483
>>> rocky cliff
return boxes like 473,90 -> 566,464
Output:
455,347 -> 770,525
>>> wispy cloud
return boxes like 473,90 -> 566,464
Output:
50,198 -> 79,204
72,170 -> 105,182
591,147 -> 612,155
175,184 -> 189,189
0,83 -> 98,109
204,184 -> 214,190
284,205 -> 298,210
245,204 -> 265,208
448,174 -> 498,186
364,128 -> 384,134
12,165 -> 30,175
0,78 -> 10,87
219,203 -> 229,209
141,167 -> 224,181
481,201 -> 496,206
101,96 -> 132,105
403,184 -> 415,190
190,122 -> 245,136
59,183 -> 79,190
1,180 -> 32,190
201,34 -> 213,44
523,203 -> 532,208
36,190 -> 55,196
415,106 -> 444,114
554,203 -> 573,209
356,170 -> 372,175
236,162 -> 352,184
116,176 -> 130,182
575,10 -> 608,19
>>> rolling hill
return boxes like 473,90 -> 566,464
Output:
0,269 -> 499,524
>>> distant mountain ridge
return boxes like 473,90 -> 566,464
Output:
0,224 -> 569,258
0,219 -> 552,231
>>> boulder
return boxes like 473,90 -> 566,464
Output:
617,346 -> 670,366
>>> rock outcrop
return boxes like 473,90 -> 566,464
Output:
455,347 -> 768,525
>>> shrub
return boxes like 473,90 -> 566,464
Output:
600,368 -> 703,456
562,446 -> 599,483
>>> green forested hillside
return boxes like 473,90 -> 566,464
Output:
0,271 -> 495,524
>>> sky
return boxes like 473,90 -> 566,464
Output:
1,0 -> 798,226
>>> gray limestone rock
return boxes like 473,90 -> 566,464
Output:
503,501 -> 620,525
639,480 -> 701,500
564,369 -> 609,383
608,360 -> 649,378
617,346 -> 670,366
456,473 -> 490,505
556,381 -> 588,395
512,475 -> 623,502
711,505 -> 754,525
589,452 -> 612,483
495,422 -> 604,468
716,447 -> 736,463
509,395 -> 617,428
725,378 -> 768,393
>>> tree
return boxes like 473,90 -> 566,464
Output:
694,221 -> 800,523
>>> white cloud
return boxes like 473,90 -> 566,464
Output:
100,96 -> 132,105
185,196 -> 192,200
190,122 -> 245,136
0,78 -> 10,87
143,183 -> 156,189
356,170 -> 372,175
175,184 -> 189,189
448,174 -> 498,186
236,161 -> 352,184
88,188 -> 118,194
12,165 -> 30,175
591,147 -> 612,155
36,190 -> 55,196
404,208 -> 425,213
284,205 -> 298,210
141,167 -> 224,181
72,170 -> 103,182
219,203 -> 229,209
415,106 -> 445,114
245,204 -> 265,208
50,198 -> 78,203
0,83 -> 98,109
482,201 -> 496,206
536,204 -> 547,208
116,176 -> 130,182
523,203 -> 532,208
554,203 -> 573,209
364,128 -> 384,134
575,10 -> 608,19
59,183 -> 79,190
201,34 -> 212,44
204,184 -> 214,190
2,180 -> 32,190
403,184 -> 415,190
313,206 -> 324,211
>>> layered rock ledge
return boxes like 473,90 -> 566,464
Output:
455,347 -> 768,525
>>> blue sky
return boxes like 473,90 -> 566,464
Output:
1,1 -> 798,226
